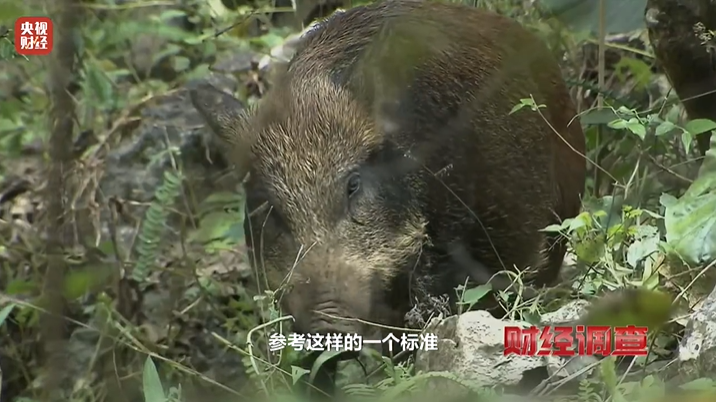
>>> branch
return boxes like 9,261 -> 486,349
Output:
41,0 -> 80,399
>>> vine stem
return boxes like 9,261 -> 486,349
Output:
593,0 -> 607,197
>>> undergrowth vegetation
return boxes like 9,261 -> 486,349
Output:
1,0 -> 716,401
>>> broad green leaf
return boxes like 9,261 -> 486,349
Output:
540,0 -> 647,35
509,103 -> 526,115
679,377 -> 716,391
659,193 -> 678,208
188,211 -> 242,244
291,366 -> 310,385
655,121 -> 677,136
626,226 -> 660,268
0,1 -> 27,22
459,284 -> 492,308
542,219 -> 572,233
625,118 -> 646,139
684,119 -> 716,136
580,108 -> 619,125
570,212 -> 593,232
308,350 -> 344,385
608,119 -> 627,130
172,56 -> 191,72
509,98 -> 540,115
663,135 -> 716,266
639,375 -> 666,400
0,39 -> 20,60
142,356 -> 166,402
224,222 -> 245,242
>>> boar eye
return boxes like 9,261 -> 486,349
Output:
346,171 -> 361,198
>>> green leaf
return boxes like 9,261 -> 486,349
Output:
569,212 -> 592,232
189,211 -> 241,244
681,131 -> 693,153
509,99 -> 537,115
82,61 -> 114,108
659,193 -> 678,208
223,222 -> 245,242
290,366 -> 310,385
151,43 -> 182,67
625,118 -> 646,139
614,57 -> 652,90
308,350 -> 344,385
63,265 -> 114,300
639,375 -> 666,400
0,303 -> 15,327
0,1 -> 27,22
0,38 -> 20,60
255,31 -> 287,49
540,0 -> 647,35
580,108 -> 619,125
685,119 -> 716,136
200,191 -> 244,207
541,219 -> 572,233
626,226 -> 659,268
574,237 -> 605,264
509,103 -> 526,115
0,98 -> 23,121
172,56 -> 191,72
459,284 -> 492,309
208,0 -> 231,17
679,377 -> 716,391
142,356 -> 166,402
607,119 -> 627,130
158,9 -> 187,21
5,279 -> 37,295
600,356 -> 623,401
654,121 -> 677,137
664,134 -> 716,266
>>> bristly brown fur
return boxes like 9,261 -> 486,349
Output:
190,0 -> 586,347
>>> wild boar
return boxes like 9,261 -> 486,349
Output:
190,0 -> 586,348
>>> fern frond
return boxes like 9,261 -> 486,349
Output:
133,169 -> 184,282
578,379 -> 602,402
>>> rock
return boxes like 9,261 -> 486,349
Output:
414,310 -> 543,396
540,299 -> 589,324
678,282 -> 716,377
540,299 -> 600,380
213,51 -> 260,75
414,300 -> 602,394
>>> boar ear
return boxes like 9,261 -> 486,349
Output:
189,82 -> 252,147
189,82 -> 253,180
